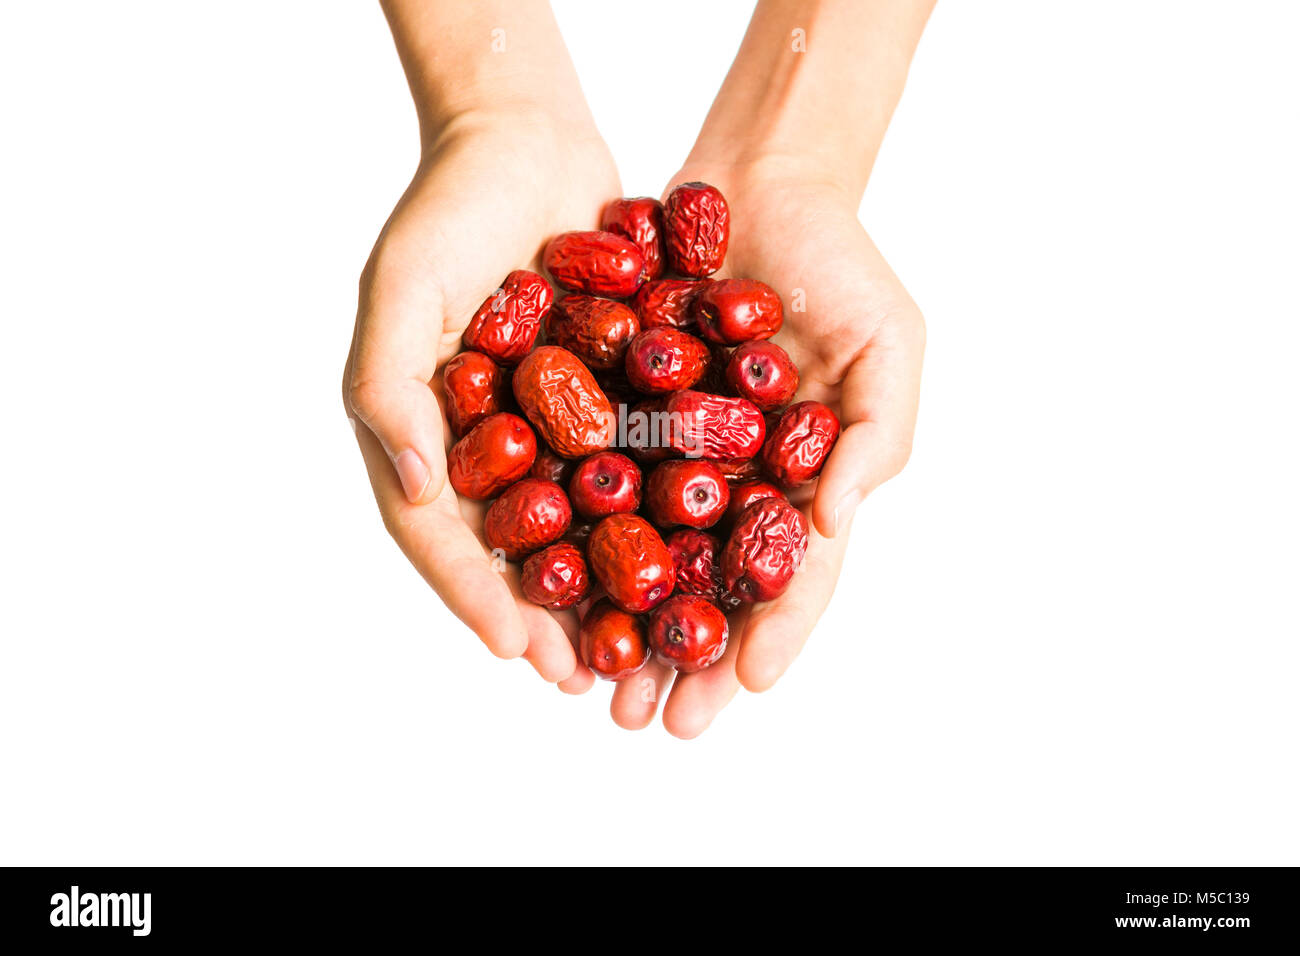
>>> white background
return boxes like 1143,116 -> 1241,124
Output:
1,1 -> 1297,865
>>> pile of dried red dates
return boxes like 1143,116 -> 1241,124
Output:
444,183 -> 839,680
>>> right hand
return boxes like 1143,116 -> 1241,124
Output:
343,107 -> 620,691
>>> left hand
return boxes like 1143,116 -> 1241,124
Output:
609,162 -> 925,737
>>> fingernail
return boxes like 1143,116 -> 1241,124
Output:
393,449 -> 431,503
832,490 -> 862,536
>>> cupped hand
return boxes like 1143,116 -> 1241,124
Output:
611,163 -> 925,737
343,109 -> 619,691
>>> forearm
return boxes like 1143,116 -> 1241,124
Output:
380,0 -> 595,142
684,0 -> 935,197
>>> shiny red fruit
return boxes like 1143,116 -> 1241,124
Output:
645,459 -> 730,529
631,278 -> 703,330
483,479 -> 572,561
443,350 -> 507,437
545,295 -> 640,371
692,279 -> 783,345
647,595 -> 728,673
512,346 -> 616,458
521,542 -> 590,609
462,269 -> 552,365
580,599 -> 651,681
600,197 -> 666,281
624,327 -> 710,394
569,451 -> 642,519
543,231 -> 646,298
725,341 -> 799,411
724,480 -> 786,526
664,389 -> 765,460
587,514 -> 675,613
662,182 -> 729,278
448,412 -> 537,500
760,401 -> 841,486
665,529 -> 722,599
722,498 -> 808,603
714,457 -> 763,483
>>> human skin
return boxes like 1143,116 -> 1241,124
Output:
609,0 -> 933,737
342,0 -> 620,691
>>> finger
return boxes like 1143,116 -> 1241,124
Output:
516,598 -> 579,684
812,312 -> 924,538
555,610 -> 595,695
354,419 -> 529,659
346,236 -> 449,506
735,517 -> 852,693
660,605 -> 750,739
610,660 -> 675,731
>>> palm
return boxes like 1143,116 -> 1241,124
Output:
608,171 -> 924,736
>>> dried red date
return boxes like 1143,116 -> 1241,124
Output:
545,295 -> 639,371
664,389 -> 765,460
722,498 -> 808,603
569,451 -> 641,519
724,480 -> 785,526
483,478 -> 572,561
760,401 -> 841,487
443,350 -> 506,436
632,278 -> 703,330
580,598 -> 651,681
530,446 -> 576,485
447,412 -> 537,500
600,197 -> 666,281
521,542 -> 590,609
692,279 -> 783,345
645,459 -> 730,529
624,327 -> 710,394
714,457 -> 763,483
665,529 -> 722,599
622,397 -> 676,466
725,341 -> 799,411
663,182 -> 729,278
587,514 -> 675,613
543,231 -> 646,298
647,595 -> 728,673
462,269 -> 552,365
512,346 -> 616,458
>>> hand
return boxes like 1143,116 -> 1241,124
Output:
609,162 -> 925,737
343,107 -> 618,691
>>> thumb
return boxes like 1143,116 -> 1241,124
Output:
346,253 -> 448,505
811,318 -> 924,538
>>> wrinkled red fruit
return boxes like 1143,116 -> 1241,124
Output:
665,529 -> 722,599
521,542 -> 590,610
580,598 -> 651,681
545,295 -> 640,371
725,341 -> 799,411
624,327 -> 710,394
645,459 -> 730,529
692,279 -> 783,345
587,514 -> 675,613
723,498 -> 808,603
569,451 -> 641,519
462,269 -> 552,365
543,231 -> 646,298
530,446 -> 576,485
443,350 -> 506,436
512,346 -> 615,458
448,412 -> 537,500
647,595 -> 728,673
483,479 -> 572,561
663,182 -> 729,278
664,390 -> 765,460
724,480 -> 786,526
600,197 -> 666,282
632,278 -> 703,330
760,400 -> 841,486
